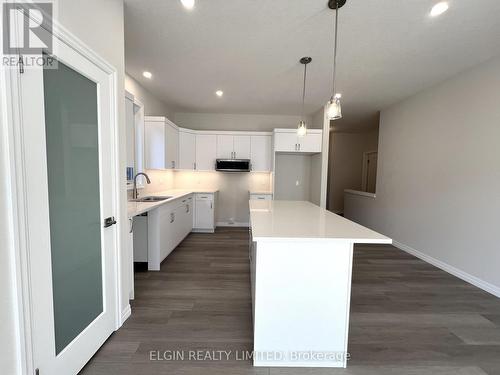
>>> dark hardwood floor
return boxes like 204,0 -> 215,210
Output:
80,228 -> 500,375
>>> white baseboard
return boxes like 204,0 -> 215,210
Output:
191,228 -> 215,233
393,240 -> 500,298
216,221 -> 249,227
120,304 -> 131,326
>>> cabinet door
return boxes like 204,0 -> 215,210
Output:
145,120 -> 165,169
274,132 -> 298,152
158,204 -> 175,263
195,199 -> 214,229
178,197 -> 192,240
233,135 -> 251,159
299,132 -> 322,153
216,135 -> 234,159
185,197 -> 193,234
165,123 -> 179,169
196,134 -> 217,170
250,135 -> 271,171
179,131 -> 196,169
173,205 -> 186,247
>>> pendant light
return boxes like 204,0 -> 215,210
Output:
297,57 -> 312,137
326,0 -> 346,120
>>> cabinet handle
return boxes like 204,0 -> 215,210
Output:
194,162 -> 196,170
210,202 -> 213,209
129,217 -> 133,233
170,213 -> 175,223
186,204 -> 189,213
299,143 -> 301,151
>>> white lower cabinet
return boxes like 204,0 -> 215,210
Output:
146,194 -> 194,270
133,193 -> 217,271
193,193 -> 217,232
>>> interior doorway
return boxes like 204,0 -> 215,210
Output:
362,151 -> 378,193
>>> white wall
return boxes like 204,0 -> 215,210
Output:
125,74 -> 175,117
328,130 -> 379,213
344,55 -> 500,296
274,154 -> 312,201
174,112 -> 315,132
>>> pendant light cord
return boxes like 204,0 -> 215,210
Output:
331,0 -> 339,98
301,62 -> 308,121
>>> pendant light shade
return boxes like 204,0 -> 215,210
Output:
297,57 -> 312,136
326,0 -> 344,121
297,120 -> 307,137
327,95 -> 342,120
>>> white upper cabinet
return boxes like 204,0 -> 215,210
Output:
234,135 -> 251,159
195,134 -> 217,170
216,135 -> 234,159
165,120 -> 179,169
299,132 -> 322,153
144,116 -> 180,170
216,134 -> 251,159
250,135 -> 272,172
178,129 -> 196,170
274,129 -> 322,153
274,131 -> 297,153
145,117 -> 165,169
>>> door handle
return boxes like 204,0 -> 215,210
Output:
104,216 -> 117,228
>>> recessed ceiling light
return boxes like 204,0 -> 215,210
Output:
180,0 -> 195,10
430,2 -> 449,17
215,90 -> 224,97
143,71 -> 152,79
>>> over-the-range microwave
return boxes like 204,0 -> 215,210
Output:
215,159 -> 251,172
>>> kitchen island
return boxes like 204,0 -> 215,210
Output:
249,200 -> 391,368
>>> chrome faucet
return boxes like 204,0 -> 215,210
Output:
133,172 -> 151,199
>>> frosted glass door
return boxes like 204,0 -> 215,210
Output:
18,23 -> 117,374
43,60 -> 103,354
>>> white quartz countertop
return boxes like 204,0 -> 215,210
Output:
128,189 -> 218,217
249,190 -> 273,195
249,200 -> 391,243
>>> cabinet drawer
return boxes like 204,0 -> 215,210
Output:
250,194 -> 273,201
195,193 -> 214,201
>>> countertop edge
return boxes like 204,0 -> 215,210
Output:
128,189 -> 219,217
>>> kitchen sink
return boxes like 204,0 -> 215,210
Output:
130,196 -> 172,203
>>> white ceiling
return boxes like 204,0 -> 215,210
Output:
124,0 -> 500,129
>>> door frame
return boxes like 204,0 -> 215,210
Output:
1,7 -> 125,374
361,150 -> 378,192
